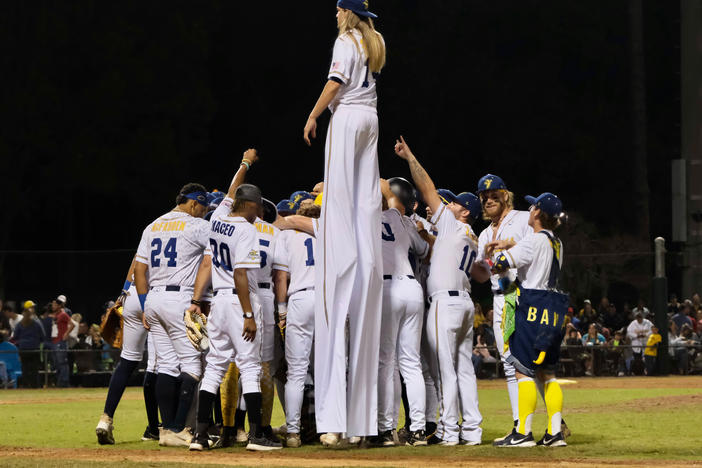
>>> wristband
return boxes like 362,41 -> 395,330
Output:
191,299 -> 203,306
122,280 -> 132,292
240,161 -> 250,170
277,303 -> 288,319
138,293 -> 147,311
242,158 -> 253,165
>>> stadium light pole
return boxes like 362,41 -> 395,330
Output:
653,237 -> 669,375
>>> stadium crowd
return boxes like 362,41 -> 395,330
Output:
1,291 -> 701,389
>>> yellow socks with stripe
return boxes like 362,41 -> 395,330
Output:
544,378 -> 563,436
517,377 -> 537,435
261,361 -> 274,427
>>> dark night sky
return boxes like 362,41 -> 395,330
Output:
1,1 -> 680,320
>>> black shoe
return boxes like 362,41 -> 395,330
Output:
405,429 -> 427,447
493,430 -> 536,448
141,425 -> 159,441
427,433 -> 442,445
213,426 -> 236,449
246,434 -> 283,451
379,429 -> 395,446
536,431 -> 567,447
397,427 -> 410,444
189,433 -> 211,451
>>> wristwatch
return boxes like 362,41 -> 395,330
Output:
243,311 -> 254,319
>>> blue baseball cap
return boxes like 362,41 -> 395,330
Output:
207,191 -> 224,209
477,174 -> 508,193
437,189 -> 457,205
277,199 -> 292,214
455,192 -> 482,218
337,0 -> 378,18
525,192 -> 563,216
289,191 -> 313,211
183,191 -> 209,206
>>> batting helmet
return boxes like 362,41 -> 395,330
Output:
262,197 -> 278,223
388,177 -> 416,214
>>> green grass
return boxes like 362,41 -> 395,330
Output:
1,377 -> 701,466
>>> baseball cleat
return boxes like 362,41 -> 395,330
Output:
459,439 -> 481,446
405,429 -> 428,447
493,431 -> 536,447
286,433 -> 302,448
397,427 -> 410,444
141,425 -> 159,441
493,421 -> 518,443
348,436 -> 362,445
246,435 -> 283,451
438,439 -> 459,446
159,428 -> 193,447
189,433 -> 210,451
537,431 -> 567,447
213,427 -> 236,448
272,424 -> 288,436
235,428 -> 249,443
320,432 -> 341,447
379,430 -> 395,446
95,414 -> 114,445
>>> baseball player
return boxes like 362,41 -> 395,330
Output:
132,182 -> 210,447
491,193 -> 568,447
272,203 -> 320,448
377,179 -> 430,446
475,174 -> 531,436
95,259 -> 160,444
394,136 -> 490,445
303,0 -> 386,442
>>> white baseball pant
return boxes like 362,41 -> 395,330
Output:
120,286 -> 148,362
422,307 -> 439,425
426,291 -> 482,444
259,288 -> 275,363
378,277 -> 425,432
284,289 -> 315,434
493,293 -> 519,421
200,291 -> 263,395
144,288 -> 201,378
315,105 -> 383,436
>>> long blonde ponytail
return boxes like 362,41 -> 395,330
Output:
338,13 -> 386,73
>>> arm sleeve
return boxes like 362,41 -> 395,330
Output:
328,37 -> 355,84
135,227 -> 151,265
234,225 -> 261,270
272,232 -> 290,273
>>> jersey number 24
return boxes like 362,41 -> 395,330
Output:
151,238 -> 177,267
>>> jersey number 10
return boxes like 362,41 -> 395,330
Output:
459,245 -> 476,279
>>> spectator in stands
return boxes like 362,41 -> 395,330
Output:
471,324 -> 497,378
692,293 -> 701,313
582,323 -> 606,376
696,310 -> 702,334
0,312 -> 10,342
597,297 -> 610,320
578,299 -> 598,332
38,304 -> 54,345
668,293 -> 681,316
57,294 -> 72,316
473,303 -> 486,328
11,303 -> 45,388
611,329 -> 633,376
602,303 -> 626,333
73,321 -> 101,372
565,326 -> 587,376
672,304 -> 693,334
632,298 -> 650,319
669,321 -> 688,374
482,308 -> 495,345
67,313 -> 81,348
643,325 -> 662,376
3,302 -> 21,333
50,296 -> 73,387
627,311 -> 653,359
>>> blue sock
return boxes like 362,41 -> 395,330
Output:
143,371 -> 160,430
103,358 -> 140,418
172,373 -> 199,432
156,373 -> 180,430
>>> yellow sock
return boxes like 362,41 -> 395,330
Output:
220,363 -> 240,427
517,378 -> 537,435
261,361 -> 274,427
544,378 -> 563,436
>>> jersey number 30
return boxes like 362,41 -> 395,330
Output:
151,238 -> 177,267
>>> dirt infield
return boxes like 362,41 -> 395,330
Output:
2,446 -> 700,468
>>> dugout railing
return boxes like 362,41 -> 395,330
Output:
1,343 -> 700,389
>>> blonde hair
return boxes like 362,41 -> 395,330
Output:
481,190 -> 514,221
338,12 -> 385,73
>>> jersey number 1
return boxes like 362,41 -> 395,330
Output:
304,237 -> 315,266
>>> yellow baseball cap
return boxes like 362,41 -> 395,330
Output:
23,300 -> 36,310
314,193 -> 323,207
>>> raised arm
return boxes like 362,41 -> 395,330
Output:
225,149 -> 259,199
394,136 -> 442,215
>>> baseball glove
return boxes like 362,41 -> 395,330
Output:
184,309 -> 209,352
100,305 -> 124,349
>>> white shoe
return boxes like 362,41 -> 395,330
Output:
438,439 -> 459,446
235,428 -> 248,443
320,432 -> 341,447
95,414 -> 114,445
286,433 -> 301,448
159,428 -> 192,447
348,436 -> 361,445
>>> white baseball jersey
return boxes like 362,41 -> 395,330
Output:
273,230 -> 316,295
327,30 -> 380,111
135,211 -> 209,287
410,212 -> 437,236
206,198 -> 261,294
381,208 -> 429,277
477,210 -> 532,291
254,218 -> 279,283
427,204 -> 479,295
496,230 -> 563,290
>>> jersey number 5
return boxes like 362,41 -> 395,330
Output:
459,245 -> 476,279
151,238 -> 177,267
381,223 -> 395,242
